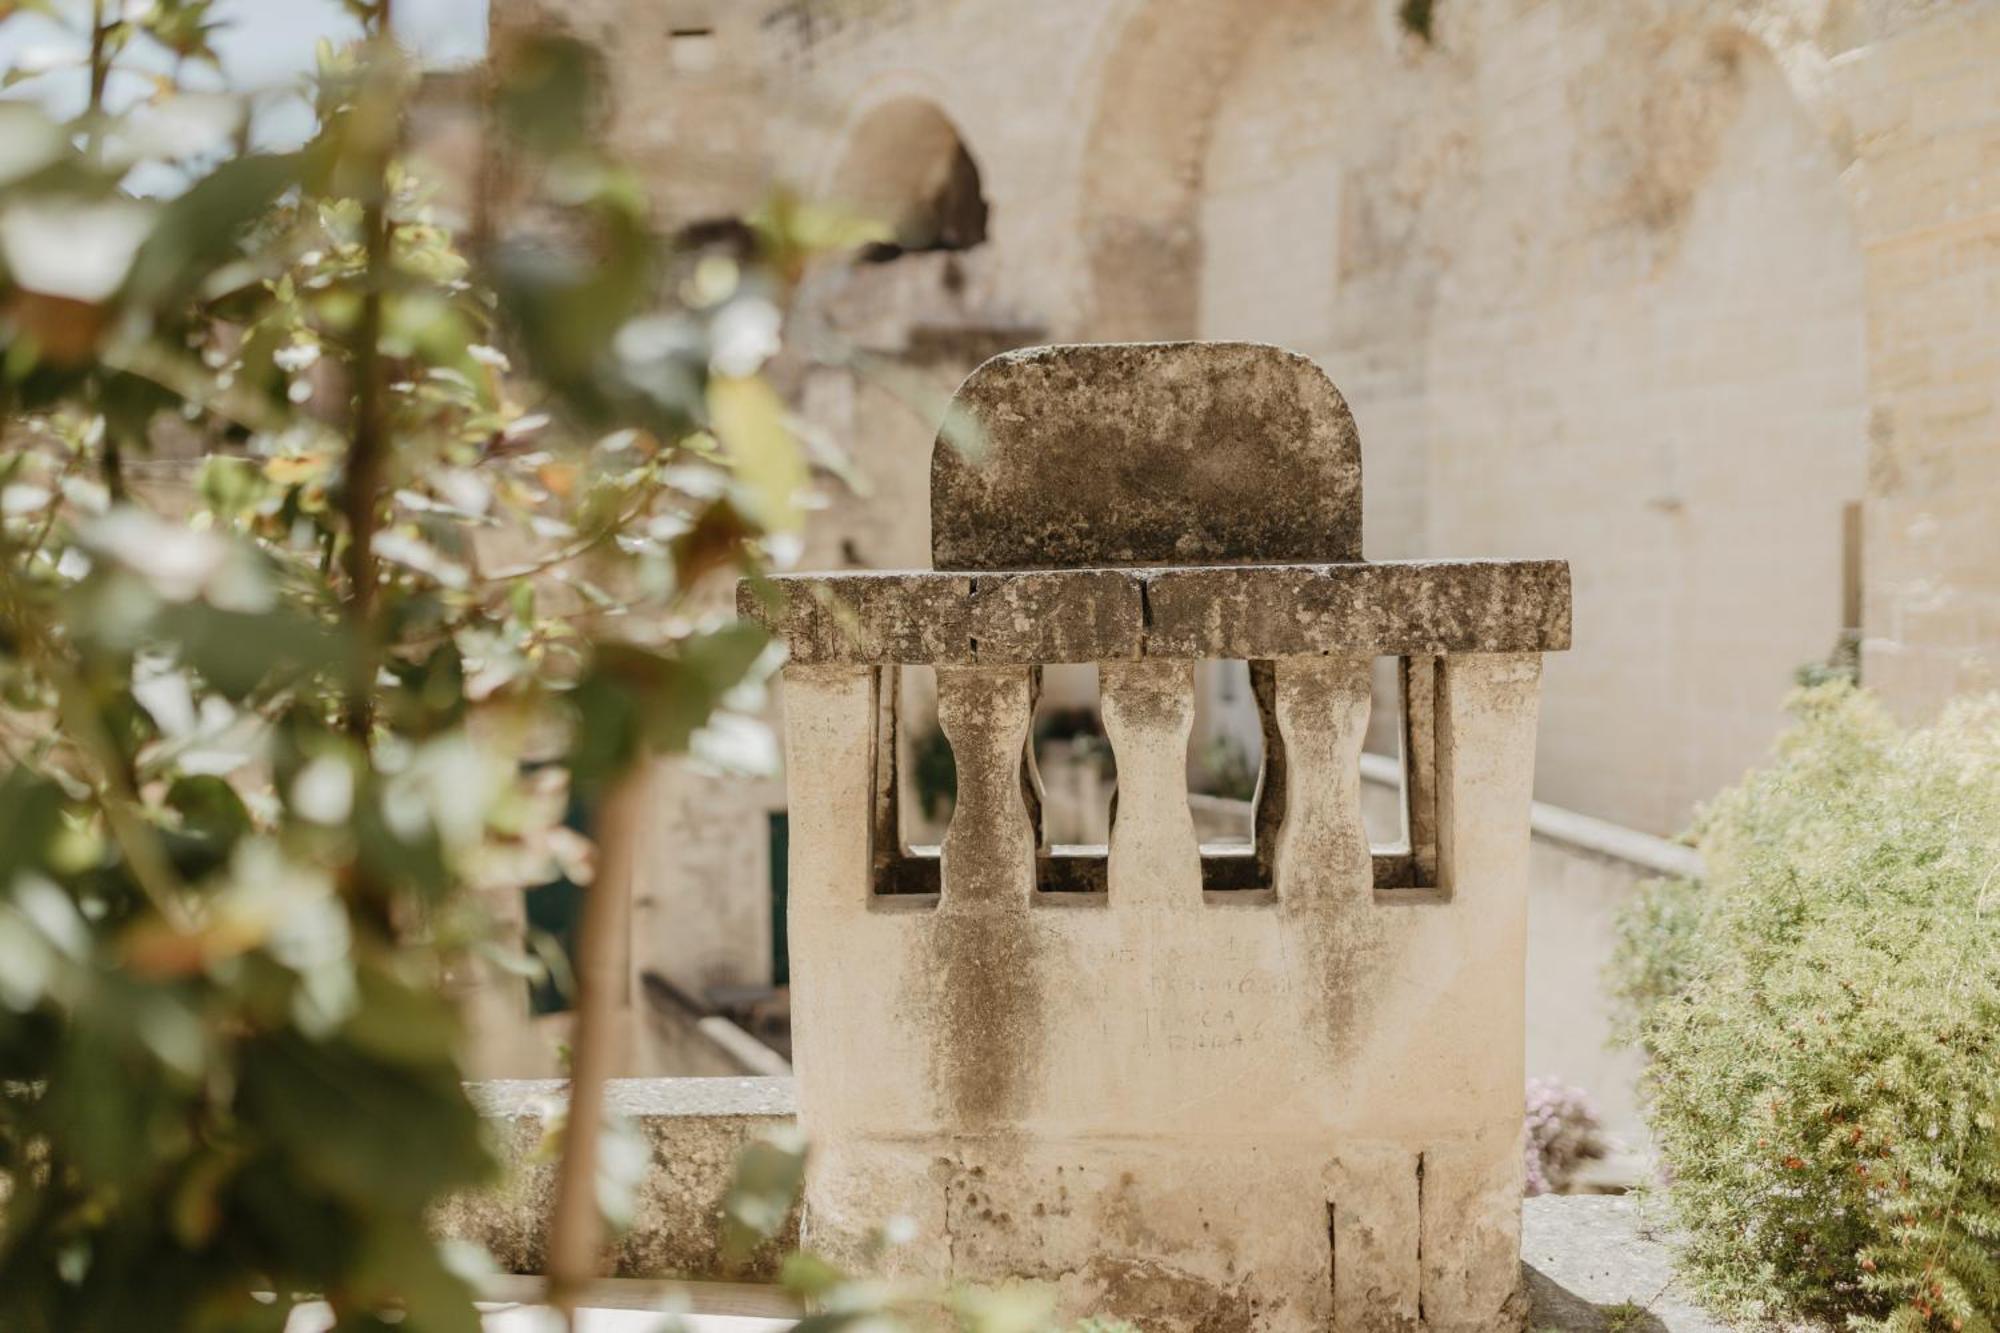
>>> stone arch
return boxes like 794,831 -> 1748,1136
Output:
824,95 -> 989,258
1074,0 -> 1292,339
1080,0 -> 1873,832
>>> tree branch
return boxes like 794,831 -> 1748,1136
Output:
341,21 -> 400,744
544,766 -> 642,1325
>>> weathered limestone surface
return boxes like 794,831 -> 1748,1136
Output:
434,1078 -> 799,1280
757,342 -> 1563,1331
435,1078 -> 1734,1330
932,342 -> 1364,569
741,560 -> 1570,666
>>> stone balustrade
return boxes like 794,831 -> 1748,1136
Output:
742,342 -> 1571,1333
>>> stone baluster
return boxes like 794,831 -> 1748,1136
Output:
1270,654 -> 1420,1328
935,665 -> 1036,912
1272,654 -> 1375,911
930,666 -> 1040,1130
781,665 -> 878,914
1099,659 -> 1201,910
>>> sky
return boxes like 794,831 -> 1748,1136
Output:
0,0 -> 489,153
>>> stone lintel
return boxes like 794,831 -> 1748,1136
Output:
1145,558 -> 1572,659
739,559 -> 1570,665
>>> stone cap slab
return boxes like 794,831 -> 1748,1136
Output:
739,558 -> 1570,665
932,342 -> 1363,569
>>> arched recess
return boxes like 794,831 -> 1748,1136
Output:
1074,0 -> 1284,339
825,96 -> 989,259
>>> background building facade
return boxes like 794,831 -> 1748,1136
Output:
473,0 -> 2000,1080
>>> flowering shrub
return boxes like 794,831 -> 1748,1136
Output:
1623,684 -> 2000,1329
1524,1077 -> 1610,1196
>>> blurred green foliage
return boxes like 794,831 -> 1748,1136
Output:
1613,684 -> 2000,1330
0,3 -> 827,1328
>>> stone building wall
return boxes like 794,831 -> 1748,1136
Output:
483,0 -> 2000,1002
1835,3 -> 2000,711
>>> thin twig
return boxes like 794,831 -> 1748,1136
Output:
85,0 -> 110,144
86,0 -> 124,502
478,490 -> 658,584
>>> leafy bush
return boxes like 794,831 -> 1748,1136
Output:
0,7 -> 822,1328
1620,684 -> 2000,1329
1606,874 -> 1705,1052
1193,735 -> 1258,802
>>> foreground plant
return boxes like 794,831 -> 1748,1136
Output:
1620,684 -> 2000,1330
0,5 -> 816,1329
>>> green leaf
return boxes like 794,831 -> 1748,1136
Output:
349,1220 -> 485,1333
161,774 -> 251,880
123,153 -> 301,312
569,622 -> 771,791
0,770 -> 65,885
779,1250 -> 849,1300
237,1032 -> 496,1216
721,1124 -> 806,1263
338,969 -> 464,1068
709,375 -> 806,533
0,102 -> 66,188
154,602 -> 349,701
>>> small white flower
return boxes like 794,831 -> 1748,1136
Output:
708,297 -> 782,377
291,755 -> 355,826
273,340 -> 321,373
1,483 -> 52,516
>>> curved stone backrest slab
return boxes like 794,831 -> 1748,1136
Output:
930,341 -> 1363,569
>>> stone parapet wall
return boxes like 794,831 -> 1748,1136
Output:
435,1077 -> 1729,1330
781,653 -> 1545,1332
438,1080 -> 1736,1328
435,1077 -> 799,1279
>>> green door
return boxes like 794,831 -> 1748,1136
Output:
524,792 -> 589,1015
769,810 -> 790,986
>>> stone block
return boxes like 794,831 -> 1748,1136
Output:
932,342 -> 1364,569
1143,560 -> 1572,659
739,569 -> 1144,665
763,342 -> 1554,1332
783,647 -> 1542,1331
435,1077 -> 798,1280
742,560 -> 1571,665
